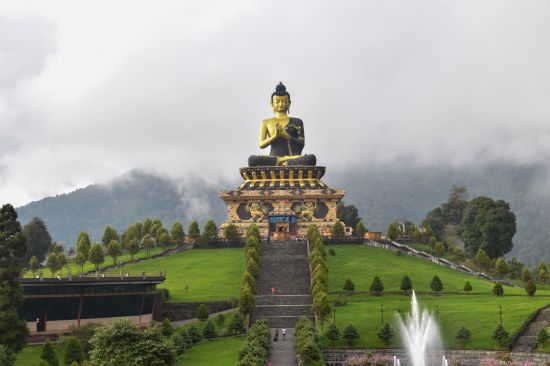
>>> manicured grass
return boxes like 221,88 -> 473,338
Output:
118,248 -> 244,302
15,344 -> 63,366
326,244 -> 550,296
321,293 -> 550,350
177,336 -> 244,366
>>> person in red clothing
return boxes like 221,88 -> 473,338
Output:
271,287 -> 276,295
267,362 -> 272,366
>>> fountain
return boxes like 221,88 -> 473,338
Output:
395,291 -> 445,366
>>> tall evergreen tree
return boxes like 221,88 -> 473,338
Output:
188,221 -> 200,240
75,231 -> 91,260
0,204 -> 30,351
101,225 -> 119,247
201,219 -> 218,242
21,217 -> 52,265
170,222 -> 185,244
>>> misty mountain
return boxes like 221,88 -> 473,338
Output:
16,170 -> 229,248
16,164 -> 550,267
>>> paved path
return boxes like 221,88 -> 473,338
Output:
512,305 -> 550,352
269,328 -> 297,366
170,308 -> 236,328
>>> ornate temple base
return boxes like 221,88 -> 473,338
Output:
219,166 -> 345,240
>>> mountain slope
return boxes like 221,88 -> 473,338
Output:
16,170 -> 228,246
16,163 -> 550,266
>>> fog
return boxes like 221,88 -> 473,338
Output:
1,0 -> 550,206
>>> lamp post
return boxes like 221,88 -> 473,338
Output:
380,304 -> 384,325
499,305 -> 503,324
435,305 -> 439,323
333,301 -> 336,324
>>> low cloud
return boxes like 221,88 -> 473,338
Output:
1,0 -> 550,206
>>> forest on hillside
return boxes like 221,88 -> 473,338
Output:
16,163 -> 550,266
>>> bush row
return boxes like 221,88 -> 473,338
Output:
307,225 -> 332,325
236,319 -> 270,366
295,317 -> 322,365
239,224 -> 262,316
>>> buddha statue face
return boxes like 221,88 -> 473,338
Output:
271,95 -> 290,114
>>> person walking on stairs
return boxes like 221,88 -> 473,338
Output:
282,328 -> 286,341
273,328 -> 279,342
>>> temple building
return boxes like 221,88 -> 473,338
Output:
220,83 -> 345,239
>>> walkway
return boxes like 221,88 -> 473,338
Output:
512,305 -> 550,352
251,241 -> 313,366
269,328 -> 297,366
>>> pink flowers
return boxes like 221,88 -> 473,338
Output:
345,353 -> 394,366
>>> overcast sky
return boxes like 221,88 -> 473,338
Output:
1,0 -> 550,207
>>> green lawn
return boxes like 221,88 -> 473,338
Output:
322,293 -> 550,350
326,244 -> 550,296
177,336 -> 244,365
323,244 -> 550,350
118,248 -> 244,302
15,344 -> 62,366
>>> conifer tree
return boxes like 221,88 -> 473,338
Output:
325,323 -> 341,346
0,204 -> 29,351
40,339 -> 59,366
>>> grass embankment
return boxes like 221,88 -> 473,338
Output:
323,244 -> 550,350
117,248 -> 244,302
16,337 -> 244,366
327,244 -> 550,296
177,336 -> 244,365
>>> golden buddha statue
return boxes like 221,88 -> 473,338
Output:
248,83 -> 316,166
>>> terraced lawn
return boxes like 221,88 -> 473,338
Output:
117,248 -> 244,302
326,244 -> 550,296
322,293 -> 550,350
177,336 -> 244,365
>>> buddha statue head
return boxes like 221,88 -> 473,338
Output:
271,82 -> 291,114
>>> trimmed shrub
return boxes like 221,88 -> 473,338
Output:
196,303 -> 209,321
245,225 -> 262,242
203,320 -> 217,339
228,313 -> 246,335
0,345 -> 15,366
63,336 -> 84,365
325,323 -> 341,346
170,331 -> 188,355
343,323 -> 360,346
40,339 -> 59,366
239,283 -> 255,316
492,283 -> 504,296
492,323 -> 509,348
463,281 -> 473,293
245,257 -> 259,279
295,317 -> 322,363
216,313 -> 225,326
241,270 -> 256,292
401,275 -> 413,294
187,325 -> 202,344
377,323 -> 394,346
369,276 -> 384,295
343,278 -> 355,295
329,248 -> 336,256
455,326 -> 472,347
237,320 -> 270,365
430,275 -> 443,293
537,328 -> 549,349
161,318 -> 174,336
525,279 -> 537,296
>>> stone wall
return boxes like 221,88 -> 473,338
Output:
161,300 -> 238,321
323,348 -> 550,366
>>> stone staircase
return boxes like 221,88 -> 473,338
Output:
250,240 -> 314,328
511,305 -> 550,352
